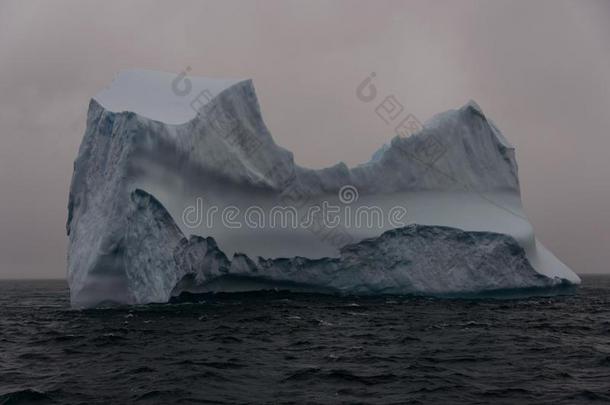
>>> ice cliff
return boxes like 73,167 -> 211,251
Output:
66,69 -> 580,307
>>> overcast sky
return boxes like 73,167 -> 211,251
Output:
0,0 -> 608,278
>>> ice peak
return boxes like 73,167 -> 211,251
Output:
462,99 -> 485,116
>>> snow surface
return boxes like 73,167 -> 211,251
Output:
94,69 -> 242,124
66,69 -> 580,307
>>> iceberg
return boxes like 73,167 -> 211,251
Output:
66,69 -> 580,308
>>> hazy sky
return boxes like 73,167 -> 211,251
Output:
0,0 -> 608,278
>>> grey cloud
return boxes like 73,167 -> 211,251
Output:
0,0 -> 608,277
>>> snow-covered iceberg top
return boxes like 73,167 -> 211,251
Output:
95,69 -> 243,124
66,69 -> 580,308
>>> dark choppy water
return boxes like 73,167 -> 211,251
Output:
1,276 -> 610,404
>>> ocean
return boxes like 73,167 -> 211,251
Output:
1,276 -> 609,404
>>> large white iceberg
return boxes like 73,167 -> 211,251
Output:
66,69 -> 580,308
